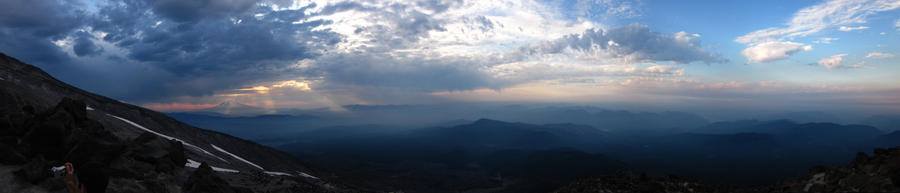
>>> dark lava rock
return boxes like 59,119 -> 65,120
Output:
164,139 -> 187,171
13,156 -> 52,185
122,132 -> 187,174
0,142 -> 27,164
183,162 -> 241,193
765,147 -> 900,193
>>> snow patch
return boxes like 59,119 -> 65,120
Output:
107,114 -> 229,163
297,171 -> 319,179
211,144 -> 319,178
86,106 -> 94,111
107,114 -> 315,178
264,171 -> 292,176
185,159 -> 201,168
185,159 -> 240,173
211,144 -> 265,171
264,171 -> 318,179
212,167 -> 240,173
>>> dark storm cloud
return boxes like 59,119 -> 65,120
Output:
0,29 -> 71,65
87,3 -> 340,100
148,0 -> 259,22
0,0 -> 85,64
1,0 -> 723,105
73,32 -> 102,57
0,0 -> 343,102
518,24 -> 727,64
0,0 -> 84,38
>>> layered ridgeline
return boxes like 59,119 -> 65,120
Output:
0,53 -> 353,192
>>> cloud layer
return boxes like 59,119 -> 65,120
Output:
3,0 -> 714,106
2,0 -> 893,113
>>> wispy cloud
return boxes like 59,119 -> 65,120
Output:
838,26 -> 869,31
736,0 -> 899,44
815,54 -> 868,69
896,18 -> 900,30
736,0 -> 900,63
865,52 -> 895,58
813,37 -> 839,44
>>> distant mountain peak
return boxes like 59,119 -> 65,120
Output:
473,118 -> 504,124
215,100 -> 255,108
190,100 -> 268,116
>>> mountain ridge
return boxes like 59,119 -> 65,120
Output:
0,52 -> 354,192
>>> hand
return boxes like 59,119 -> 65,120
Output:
64,162 -> 77,192
65,162 -> 74,175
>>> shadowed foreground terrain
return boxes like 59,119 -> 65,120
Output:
0,52 -> 354,192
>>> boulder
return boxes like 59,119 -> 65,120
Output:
183,162 -> 238,193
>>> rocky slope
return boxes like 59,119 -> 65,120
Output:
763,147 -> 900,192
0,52 -> 355,192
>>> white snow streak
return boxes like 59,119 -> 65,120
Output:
264,171 -> 292,176
213,144 -> 319,179
297,171 -> 319,179
107,114 -> 228,163
108,114 -> 318,178
211,144 -> 265,171
185,159 -> 240,173
185,159 -> 201,168
86,106 -> 94,111
212,167 -> 240,173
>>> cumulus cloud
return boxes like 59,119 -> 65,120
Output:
818,54 -> 847,69
741,41 -> 812,63
865,52 -> 895,58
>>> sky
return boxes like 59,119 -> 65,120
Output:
1,0 -> 899,115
